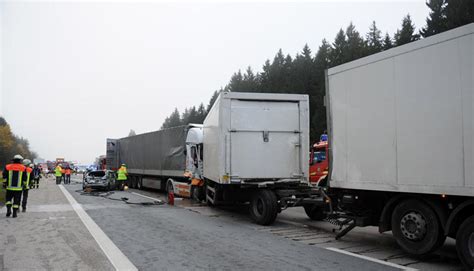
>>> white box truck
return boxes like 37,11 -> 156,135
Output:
107,92 -> 320,225
316,23 -> 474,268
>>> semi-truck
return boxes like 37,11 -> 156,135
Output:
309,23 -> 474,268
107,92 -> 320,225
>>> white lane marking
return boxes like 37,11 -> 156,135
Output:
59,185 -> 138,271
326,247 -> 418,271
131,192 -> 163,203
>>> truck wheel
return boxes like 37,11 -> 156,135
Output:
249,190 -> 278,226
304,205 -> 326,221
130,176 -> 136,189
391,199 -> 445,255
137,178 -> 143,190
191,186 -> 205,202
456,215 -> 474,269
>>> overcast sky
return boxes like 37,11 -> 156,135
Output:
0,1 -> 428,164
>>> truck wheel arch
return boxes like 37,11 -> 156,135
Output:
379,194 -> 448,234
445,200 -> 474,237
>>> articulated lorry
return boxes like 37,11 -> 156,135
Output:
310,23 -> 474,268
107,92 -> 320,225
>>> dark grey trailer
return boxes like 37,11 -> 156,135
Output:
106,125 -> 192,190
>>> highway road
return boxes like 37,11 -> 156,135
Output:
0,175 -> 463,270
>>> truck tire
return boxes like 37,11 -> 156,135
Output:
131,176 -> 137,189
391,199 -> 445,255
456,215 -> 474,269
249,190 -> 278,226
304,205 -> 326,221
137,177 -> 143,190
191,185 -> 205,202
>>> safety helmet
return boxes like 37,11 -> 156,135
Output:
121,163 -> 126,166
23,159 -> 31,166
29,163 -> 34,168
13,154 -> 24,161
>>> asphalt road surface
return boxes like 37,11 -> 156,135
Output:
2,175 -> 460,270
59,175 -> 413,271
120,185 -> 463,271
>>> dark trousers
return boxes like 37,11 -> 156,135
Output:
65,174 -> 71,184
32,178 -> 40,188
56,176 -> 62,184
6,190 -> 22,210
22,189 -> 29,209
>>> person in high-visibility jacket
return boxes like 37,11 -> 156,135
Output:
116,164 -> 128,191
54,165 -> 63,185
61,167 -> 66,184
21,159 -> 33,213
2,155 -> 27,218
65,167 -> 72,184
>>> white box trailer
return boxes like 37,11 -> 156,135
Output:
321,23 -> 474,268
200,92 -> 319,225
327,23 -> 474,196
203,92 -> 310,185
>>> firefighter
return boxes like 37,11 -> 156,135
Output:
21,160 -> 33,213
65,167 -> 71,184
116,164 -> 128,191
32,164 -> 42,189
2,155 -> 27,218
54,164 -> 62,184
61,166 -> 66,184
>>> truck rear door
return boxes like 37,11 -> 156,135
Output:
229,99 -> 301,180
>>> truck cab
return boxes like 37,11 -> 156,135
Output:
309,140 -> 328,186
185,125 -> 204,180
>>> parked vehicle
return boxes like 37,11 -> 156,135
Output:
309,140 -> 328,185
309,23 -> 474,269
83,170 -> 115,191
107,92 -> 320,225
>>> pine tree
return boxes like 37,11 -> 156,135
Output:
420,0 -> 448,37
206,90 -> 221,112
345,23 -> 366,61
161,108 -> 182,129
394,14 -> 420,46
382,32 -> 393,50
196,103 -> 207,123
241,66 -> 259,92
310,40 -> 332,142
227,70 -> 244,92
330,29 -> 347,67
444,0 -> 474,29
366,21 -> 383,54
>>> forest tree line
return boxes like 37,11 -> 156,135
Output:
0,117 -> 38,168
161,0 -> 473,142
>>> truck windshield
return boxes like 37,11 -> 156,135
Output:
313,150 -> 326,163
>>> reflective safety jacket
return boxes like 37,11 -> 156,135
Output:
2,163 -> 27,191
65,169 -> 71,175
24,167 -> 32,190
54,166 -> 62,177
117,166 -> 127,181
